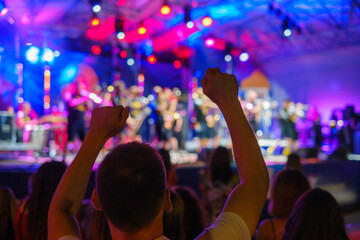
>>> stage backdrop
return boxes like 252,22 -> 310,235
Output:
263,44 -> 360,123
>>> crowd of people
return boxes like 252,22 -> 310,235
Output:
0,68 -> 353,240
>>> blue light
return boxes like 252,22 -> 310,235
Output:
25,46 -> 40,63
239,52 -> 249,62
284,29 -> 292,37
186,21 -> 194,29
208,4 -> 241,19
61,66 -> 78,84
65,66 -> 77,79
92,4 -> 101,13
42,48 -> 54,63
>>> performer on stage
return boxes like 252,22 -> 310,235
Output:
243,90 -> 262,133
16,101 -> 38,142
279,99 -> 298,155
63,82 -> 89,157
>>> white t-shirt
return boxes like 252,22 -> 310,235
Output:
196,211 -> 251,240
58,235 -> 169,240
58,212 -> 249,240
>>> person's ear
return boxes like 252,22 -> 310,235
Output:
91,188 -> 103,211
163,188 -> 172,213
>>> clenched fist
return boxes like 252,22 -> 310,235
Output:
201,68 -> 239,107
89,105 -> 130,140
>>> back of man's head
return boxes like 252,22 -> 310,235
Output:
96,142 -> 166,234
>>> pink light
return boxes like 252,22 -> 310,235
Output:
117,0 -> 126,6
205,37 -> 215,47
21,15 -> 30,24
1,7 -> 8,16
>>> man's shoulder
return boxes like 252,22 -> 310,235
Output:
58,236 -> 80,240
196,211 -> 251,240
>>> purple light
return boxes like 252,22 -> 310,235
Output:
205,37 -> 215,47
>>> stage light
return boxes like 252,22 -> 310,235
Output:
107,85 -> 114,92
138,23 -> 147,35
184,5 -> 193,28
205,37 -> 215,47
127,58 -> 135,66
115,18 -> 125,39
54,50 -> 60,57
202,16 -> 213,27
0,7 -> 8,16
90,17 -> 100,27
224,54 -> 232,62
174,60 -> 181,69
147,55 -> 156,64
91,45 -> 101,55
138,73 -> 145,82
92,4 -> 101,13
283,29 -> 292,37
26,46 -> 40,63
42,48 -> 54,63
239,52 -> 249,62
117,0 -> 126,6
160,2 -> 171,15
117,32 -> 125,40
21,15 -> 30,24
120,50 -> 127,58
186,21 -> 194,29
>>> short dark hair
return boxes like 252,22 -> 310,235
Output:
282,188 -> 349,240
96,142 -> 166,234
209,146 -> 233,185
158,148 -> 171,176
269,169 -> 310,219
286,153 -> 301,171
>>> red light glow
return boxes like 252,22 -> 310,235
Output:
147,55 -> 156,64
160,4 -> 171,15
90,17 -> 101,27
91,45 -> 101,55
120,50 -> 127,58
202,17 -> 213,27
174,60 -> 181,69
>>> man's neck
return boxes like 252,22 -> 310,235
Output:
109,209 -> 164,240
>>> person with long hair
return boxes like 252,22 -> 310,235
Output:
201,146 -> 237,225
174,186 -> 205,240
15,161 -> 66,240
282,188 -> 349,240
256,169 -> 310,240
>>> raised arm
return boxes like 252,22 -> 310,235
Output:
201,68 -> 269,235
48,106 -> 129,240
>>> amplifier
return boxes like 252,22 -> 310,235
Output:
0,111 -> 15,142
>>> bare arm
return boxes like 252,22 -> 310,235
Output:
48,106 -> 129,240
200,68 -> 269,235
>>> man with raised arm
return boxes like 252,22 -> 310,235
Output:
48,68 -> 269,240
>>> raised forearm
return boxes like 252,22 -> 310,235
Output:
53,131 -> 106,214
219,100 -> 268,188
